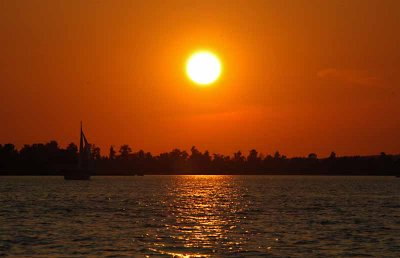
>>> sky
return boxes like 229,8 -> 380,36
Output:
0,0 -> 399,157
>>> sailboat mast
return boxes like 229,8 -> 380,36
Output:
78,121 -> 84,169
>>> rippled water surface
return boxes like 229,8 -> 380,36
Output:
0,176 -> 399,257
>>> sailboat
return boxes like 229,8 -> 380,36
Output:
64,123 -> 92,180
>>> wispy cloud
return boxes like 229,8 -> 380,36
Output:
317,68 -> 381,87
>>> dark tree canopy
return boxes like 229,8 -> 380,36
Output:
0,142 -> 399,176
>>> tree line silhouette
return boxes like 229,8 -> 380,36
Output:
0,141 -> 399,175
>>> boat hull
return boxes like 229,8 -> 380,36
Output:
63,169 -> 91,180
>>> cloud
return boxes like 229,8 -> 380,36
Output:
317,68 -> 381,86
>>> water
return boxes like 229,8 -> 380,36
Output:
0,176 -> 399,257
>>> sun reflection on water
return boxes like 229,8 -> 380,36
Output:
147,175 -> 250,257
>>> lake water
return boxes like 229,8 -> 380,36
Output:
0,176 -> 399,257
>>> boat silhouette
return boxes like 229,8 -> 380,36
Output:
64,123 -> 92,180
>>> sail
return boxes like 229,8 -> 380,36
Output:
78,122 -> 92,170
64,122 -> 92,180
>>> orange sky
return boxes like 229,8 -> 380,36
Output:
1,0 -> 399,157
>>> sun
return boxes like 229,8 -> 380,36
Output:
186,51 -> 222,86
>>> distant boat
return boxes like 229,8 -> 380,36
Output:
64,123 -> 92,180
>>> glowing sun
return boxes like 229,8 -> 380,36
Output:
186,51 -> 222,86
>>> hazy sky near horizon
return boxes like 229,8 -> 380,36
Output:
1,0 -> 399,157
